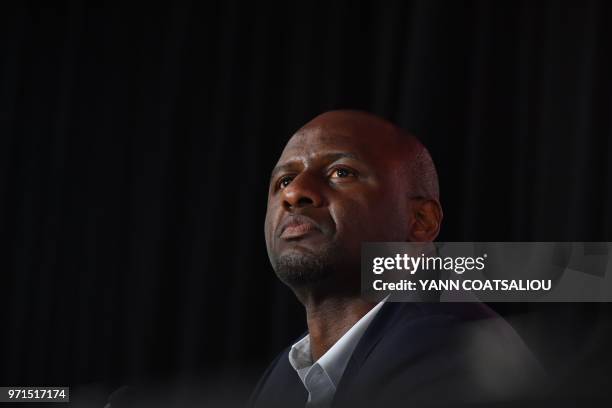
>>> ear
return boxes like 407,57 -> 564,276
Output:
407,198 -> 443,242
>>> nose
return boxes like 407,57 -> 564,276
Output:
281,172 -> 324,211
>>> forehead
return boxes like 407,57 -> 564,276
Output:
278,124 -> 403,165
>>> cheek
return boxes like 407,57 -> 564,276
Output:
331,192 -> 408,242
264,202 -> 277,246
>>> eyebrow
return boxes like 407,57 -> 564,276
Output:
269,152 -> 361,180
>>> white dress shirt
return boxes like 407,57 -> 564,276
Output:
288,299 -> 387,407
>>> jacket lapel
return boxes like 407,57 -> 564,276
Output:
331,301 -> 420,406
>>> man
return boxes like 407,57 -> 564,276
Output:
249,110 -> 544,408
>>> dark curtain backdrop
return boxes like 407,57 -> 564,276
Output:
1,0 -> 611,402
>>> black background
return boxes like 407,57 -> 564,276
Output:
1,0 -> 611,405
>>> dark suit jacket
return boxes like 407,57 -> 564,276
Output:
249,301 -> 545,408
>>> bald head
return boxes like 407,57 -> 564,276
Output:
299,110 -> 440,202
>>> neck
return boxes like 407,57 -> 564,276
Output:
303,295 -> 376,362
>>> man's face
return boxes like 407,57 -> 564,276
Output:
264,114 -> 413,292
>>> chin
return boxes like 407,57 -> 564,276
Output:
273,249 -> 334,288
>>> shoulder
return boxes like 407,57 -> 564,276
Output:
347,302 -> 546,406
248,335 -> 309,408
248,346 -> 291,402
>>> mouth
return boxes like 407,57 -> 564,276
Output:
279,216 -> 322,240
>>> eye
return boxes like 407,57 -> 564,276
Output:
277,175 -> 294,189
330,167 -> 357,180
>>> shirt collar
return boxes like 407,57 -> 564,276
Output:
288,298 -> 387,387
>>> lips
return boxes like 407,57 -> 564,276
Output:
279,216 -> 321,240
